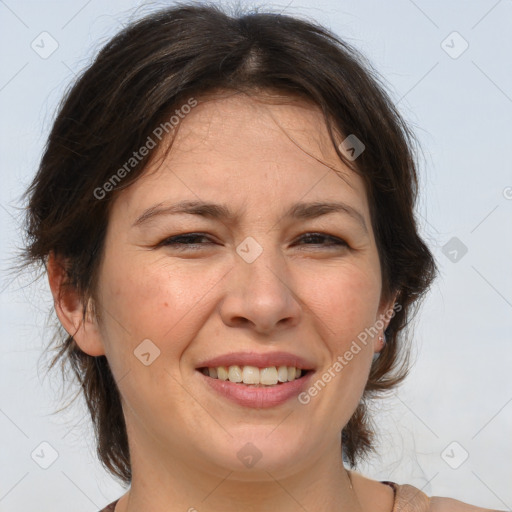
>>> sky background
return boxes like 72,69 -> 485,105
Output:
0,0 -> 511,511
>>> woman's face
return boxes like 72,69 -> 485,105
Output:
89,91 -> 394,478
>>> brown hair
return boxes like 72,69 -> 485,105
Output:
22,1 -> 437,484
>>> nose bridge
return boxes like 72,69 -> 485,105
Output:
220,234 -> 301,333
237,234 -> 291,300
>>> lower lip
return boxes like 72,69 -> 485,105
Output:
197,370 -> 314,408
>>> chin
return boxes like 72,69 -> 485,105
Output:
203,430 -> 313,479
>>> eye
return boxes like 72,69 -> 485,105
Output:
158,233 -> 214,250
296,232 -> 348,248
157,232 -> 348,251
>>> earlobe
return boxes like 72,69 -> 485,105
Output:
46,252 -> 105,357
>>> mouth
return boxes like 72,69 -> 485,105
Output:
194,351 -> 316,407
196,365 -> 313,387
195,364 -> 315,408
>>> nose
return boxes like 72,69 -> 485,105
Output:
219,241 -> 302,335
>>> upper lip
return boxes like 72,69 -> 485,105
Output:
196,351 -> 316,371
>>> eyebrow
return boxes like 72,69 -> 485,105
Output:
133,199 -> 368,233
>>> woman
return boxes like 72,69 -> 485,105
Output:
21,3 -> 502,511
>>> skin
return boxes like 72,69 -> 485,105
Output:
48,90 -> 397,512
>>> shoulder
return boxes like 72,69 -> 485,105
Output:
395,483 -> 503,512
429,494 -> 503,512
348,472 -> 501,512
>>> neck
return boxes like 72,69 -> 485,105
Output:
116,431 -> 363,512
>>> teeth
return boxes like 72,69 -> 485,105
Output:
201,365 -> 304,386
277,365 -> 288,382
242,366 -> 260,384
260,367 -> 278,385
228,365 -> 243,383
217,366 -> 229,380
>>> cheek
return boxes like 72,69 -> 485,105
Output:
300,261 -> 382,346
96,251 -> 222,362
301,265 -> 380,417
94,256 -> 224,419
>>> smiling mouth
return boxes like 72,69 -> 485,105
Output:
197,365 -> 312,387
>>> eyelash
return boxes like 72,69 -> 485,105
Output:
158,232 -> 348,250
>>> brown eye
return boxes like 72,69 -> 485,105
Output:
157,232 -> 348,251
159,233 -> 214,249
297,233 -> 348,248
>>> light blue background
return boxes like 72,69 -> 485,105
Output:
1,1 -> 511,510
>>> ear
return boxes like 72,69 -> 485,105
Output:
46,252 -> 105,357
374,291 -> 400,354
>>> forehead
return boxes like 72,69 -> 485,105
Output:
168,90 -> 352,175
114,90 -> 370,223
